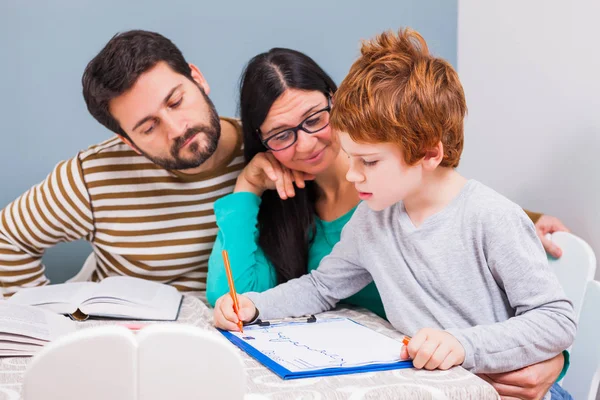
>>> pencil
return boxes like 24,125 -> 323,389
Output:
402,335 -> 411,347
222,250 -> 244,333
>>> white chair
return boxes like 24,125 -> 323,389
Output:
66,252 -> 97,283
547,232 -> 597,322
23,324 -> 266,400
561,280 -> 600,400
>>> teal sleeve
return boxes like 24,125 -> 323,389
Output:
206,192 -> 278,306
557,350 -> 570,382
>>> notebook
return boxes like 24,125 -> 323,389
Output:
219,317 -> 413,379
7,276 -> 182,321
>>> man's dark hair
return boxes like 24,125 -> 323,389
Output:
82,30 -> 192,138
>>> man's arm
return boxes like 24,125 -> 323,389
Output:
0,156 -> 94,297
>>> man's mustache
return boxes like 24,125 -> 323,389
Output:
171,125 -> 214,154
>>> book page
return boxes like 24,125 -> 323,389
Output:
229,318 -> 404,372
80,276 -> 182,320
0,303 -> 75,343
88,276 -> 164,304
7,282 -> 97,314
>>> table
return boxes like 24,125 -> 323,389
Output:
0,296 -> 499,400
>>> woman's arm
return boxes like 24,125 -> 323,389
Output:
206,192 -> 277,306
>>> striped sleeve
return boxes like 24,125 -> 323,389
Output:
0,155 -> 95,297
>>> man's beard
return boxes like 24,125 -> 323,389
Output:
135,88 -> 221,171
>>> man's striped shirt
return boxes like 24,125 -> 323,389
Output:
0,118 -> 244,302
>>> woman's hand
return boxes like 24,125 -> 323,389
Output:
235,152 -> 315,199
534,215 -> 570,258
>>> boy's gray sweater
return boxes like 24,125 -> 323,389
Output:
246,180 -> 576,373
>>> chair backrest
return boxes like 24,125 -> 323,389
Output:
66,252 -> 97,283
561,280 -> 600,400
23,325 -> 251,400
547,232 -> 597,321
24,326 -> 137,400
137,324 -> 246,400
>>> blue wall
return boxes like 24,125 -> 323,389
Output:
0,0 -> 457,282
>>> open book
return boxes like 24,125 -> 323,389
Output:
0,303 -> 76,356
7,276 -> 182,321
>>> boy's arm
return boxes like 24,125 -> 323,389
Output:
206,192 -> 277,306
0,156 -> 94,297
245,206 -> 373,320
446,208 -> 576,374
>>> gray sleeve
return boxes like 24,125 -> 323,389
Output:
245,207 -> 374,320
447,208 -> 577,373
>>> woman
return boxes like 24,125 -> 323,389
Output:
205,48 -> 385,316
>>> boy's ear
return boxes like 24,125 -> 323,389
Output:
421,141 -> 444,171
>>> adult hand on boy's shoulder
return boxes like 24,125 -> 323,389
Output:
478,352 -> 563,400
400,328 -> 465,370
535,215 -> 570,258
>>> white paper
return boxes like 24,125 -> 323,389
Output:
230,318 -> 404,372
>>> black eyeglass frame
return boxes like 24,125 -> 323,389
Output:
258,95 -> 332,152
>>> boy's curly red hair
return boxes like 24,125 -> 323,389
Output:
331,28 -> 467,167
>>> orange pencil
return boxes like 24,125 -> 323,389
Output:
402,335 -> 411,347
222,250 -> 244,333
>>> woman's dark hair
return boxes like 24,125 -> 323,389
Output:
239,48 -> 337,284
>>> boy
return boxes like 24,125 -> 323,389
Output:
213,28 -> 575,386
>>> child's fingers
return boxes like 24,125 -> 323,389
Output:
213,297 -> 243,331
238,307 -> 255,322
237,296 -> 257,322
214,312 -> 241,331
423,342 -> 452,370
412,339 -> 440,369
406,330 -> 428,360
438,351 -> 460,370
218,296 -> 241,323
400,346 -> 410,360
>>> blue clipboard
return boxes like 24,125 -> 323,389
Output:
218,318 -> 413,380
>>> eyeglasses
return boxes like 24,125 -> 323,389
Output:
259,96 -> 332,151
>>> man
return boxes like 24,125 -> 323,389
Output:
0,30 -> 243,299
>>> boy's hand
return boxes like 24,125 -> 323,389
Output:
400,328 -> 465,370
213,294 -> 257,331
